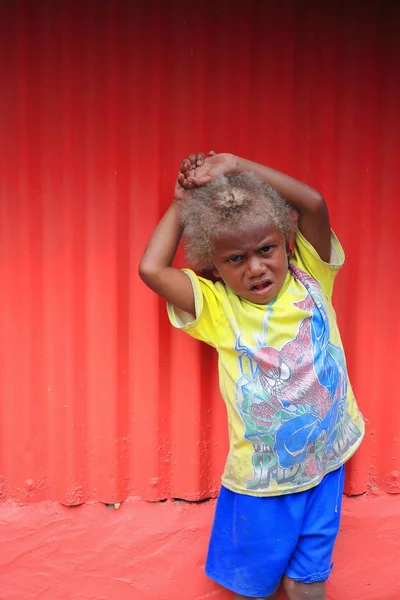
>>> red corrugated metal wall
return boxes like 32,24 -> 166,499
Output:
0,0 -> 399,505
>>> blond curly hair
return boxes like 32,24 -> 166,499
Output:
180,173 -> 295,269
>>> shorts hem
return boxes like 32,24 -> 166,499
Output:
205,568 -> 279,598
285,564 -> 332,584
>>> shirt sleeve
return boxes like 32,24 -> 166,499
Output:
291,229 -> 345,300
167,269 -> 227,348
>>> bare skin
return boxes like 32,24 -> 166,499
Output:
211,222 -> 289,304
283,578 -> 326,600
233,577 -> 326,600
139,151 -> 330,316
233,592 -> 278,600
139,151 -> 331,600
185,153 -> 331,263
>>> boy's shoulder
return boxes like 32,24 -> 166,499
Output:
290,229 -> 345,301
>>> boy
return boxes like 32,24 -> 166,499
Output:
139,151 -> 364,600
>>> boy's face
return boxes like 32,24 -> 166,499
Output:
211,222 -> 289,305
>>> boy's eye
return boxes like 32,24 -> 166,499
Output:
228,255 -> 243,263
259,245 -> 273,254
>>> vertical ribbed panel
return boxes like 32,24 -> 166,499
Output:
0,0 -> 399,504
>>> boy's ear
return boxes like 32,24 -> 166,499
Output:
197,267 -> 222,283
286,239 -> 293,260
212,267 -> 222,281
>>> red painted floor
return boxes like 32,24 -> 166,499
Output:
0,491 -> 399,600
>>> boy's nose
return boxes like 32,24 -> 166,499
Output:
246,256 -> 266,278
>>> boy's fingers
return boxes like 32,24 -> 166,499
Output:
209,150 -> 216,156
178,173 -> 193,190
188,153 -> 197,168
196,152 -> 206,166
181,158 -> 191,172
188,175 -> 211,186
187,177 -> 201,186
182,152 -> 210,171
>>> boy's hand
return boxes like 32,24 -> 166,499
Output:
174,152 -> 237,200
185,152 -> 237,187
181,151 -> 215,180
174,151 -> 215,200
173,151 -> 208,200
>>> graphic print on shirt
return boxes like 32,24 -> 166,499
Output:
234,265 -> 363,491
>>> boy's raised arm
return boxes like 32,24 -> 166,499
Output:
234,157 -> 331,262
190,154 -> 331,263
138,201 -> 195,315
138,155 -> 208,316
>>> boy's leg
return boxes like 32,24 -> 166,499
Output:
232,578 -> 325,600
206,487 -> 300,599
283,467 -> 345,600
283,577 -> 326,600
234,593 -> 278,600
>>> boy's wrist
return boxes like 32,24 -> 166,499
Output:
230,154 -> 244,174
170,199 -> 181,214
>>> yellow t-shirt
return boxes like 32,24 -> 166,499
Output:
168,230 -> 364,496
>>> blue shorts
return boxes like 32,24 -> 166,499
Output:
205,466 -> 345,598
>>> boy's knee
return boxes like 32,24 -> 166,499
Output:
233,592 -> 278,600
283,577 -> 326,600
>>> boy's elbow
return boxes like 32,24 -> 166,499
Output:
138,259 -> 162,286
308,192 -> 326,214
138,258 -> 152,281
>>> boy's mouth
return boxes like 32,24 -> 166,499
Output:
250,280 -> 272,293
